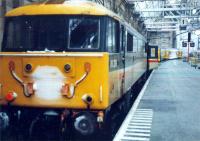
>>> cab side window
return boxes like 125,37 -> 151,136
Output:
106,18 -> 118,53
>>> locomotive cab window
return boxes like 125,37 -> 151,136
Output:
106,18 -> 118,53
2,16 -> 101,52
3,16 -> 68,52
69,17 -> 100,49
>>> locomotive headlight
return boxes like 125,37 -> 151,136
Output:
82,94 -> 93,105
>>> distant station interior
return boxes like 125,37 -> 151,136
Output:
0,0 -> 200,141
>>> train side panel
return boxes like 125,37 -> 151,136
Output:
108,53 -> 147,104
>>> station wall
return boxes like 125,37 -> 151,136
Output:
148,32 -> 174,48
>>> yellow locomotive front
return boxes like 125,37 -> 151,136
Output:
0,53 -> 109,109
0,1 -> 115,138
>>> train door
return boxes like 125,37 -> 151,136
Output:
120,25 -> 126,95
148,45 -> 159,69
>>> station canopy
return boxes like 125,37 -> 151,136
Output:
126,0 -> 200,32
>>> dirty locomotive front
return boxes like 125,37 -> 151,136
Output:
0,0 -> 147,138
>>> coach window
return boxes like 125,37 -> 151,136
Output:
133,36 -> 138,53
106,18 -> 118,53
138,39 -> 141,52
127,33 -> 133,52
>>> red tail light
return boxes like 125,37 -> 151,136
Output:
5,92 -> 17,102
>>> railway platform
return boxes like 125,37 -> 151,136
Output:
114,60 -> 200,141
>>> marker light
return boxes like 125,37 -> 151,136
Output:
64,64 -> 71,72
5,92 -> 17,102
84,62 -> 91,73
9,61 -> 15,71
25,64 -> 32,72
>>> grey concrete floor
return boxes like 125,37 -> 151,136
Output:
138,60 -> 200,141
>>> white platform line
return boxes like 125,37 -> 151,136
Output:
133,115 -> 153,118
135,112 -> 153,114
121,136 -> 150,141
126,129 -> 151,133
132,117 -> 152,120
131,119 -> 152,123
127,125 -> 151,129
124,133 -> 151,137
132,115 -> 153,118
135,112 -> 153,115
134,114 -> 153,117
127,127 -> 152,131
129,122 -> 151,126
136,109 -> 153,111
129,123 -> 152,126
113,71 -> 154,141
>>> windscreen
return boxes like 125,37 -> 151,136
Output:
3,16 -> 67,52
2,16 -> 100,52
69,17 -> 100,49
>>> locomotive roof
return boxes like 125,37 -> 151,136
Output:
6,0 -> 120,19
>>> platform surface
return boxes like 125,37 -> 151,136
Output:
114,60 -> 200,141
139,60 -> 200,141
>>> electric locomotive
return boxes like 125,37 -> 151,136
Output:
0,0 -> 147,139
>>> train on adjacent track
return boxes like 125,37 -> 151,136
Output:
0,0 -> 148,140
148,45 -> 182,69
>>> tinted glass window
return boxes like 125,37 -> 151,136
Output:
127,33 -> 133,52
3,16 -> 67,52
69,17 -> 100,49
106,19 -> 118,53
2,16 -> 101,52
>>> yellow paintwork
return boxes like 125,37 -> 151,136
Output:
6,1 -> 118,18
158,48 -> 161,62
162,50 -> 170,60
177,51 -> 183,59
0,52 -> 109,110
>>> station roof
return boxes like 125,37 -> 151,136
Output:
126,0 -> 200,32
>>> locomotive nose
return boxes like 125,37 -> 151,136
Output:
74,112 -> 96,136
